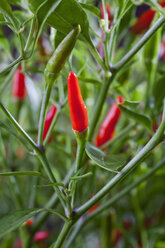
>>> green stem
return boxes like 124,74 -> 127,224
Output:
0,102 -> 39,153
64,159 -> 165,248
87,40 -> 108,73
112,16 -> 165,71
108,8 -> 119,64
76,103 -> 165,217
37,152 -> 66,209
71,141 -> 86,208
31,165 -> 75,235
17,31 -> 24,57
0,133 -> 23,208
38,84 -> 52,145
53,221 -> 73,248
24,16 -> 36,52
0,102 -> 66,210
88,73 -> 116,141
44,96 -> 68,146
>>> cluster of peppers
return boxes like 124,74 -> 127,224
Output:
12,1 -> 165,146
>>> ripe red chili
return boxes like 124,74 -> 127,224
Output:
43,105 -> 57,142
67,72 -> 88,133
131,0 -> 165,34
94,96 -> 124,147
34,231 -> 50,243
12,66 -> 26,100
113,229 -> 122,246
25,219 -> 33,227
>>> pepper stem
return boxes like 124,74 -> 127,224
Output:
38,84 -> 52,145
71,129 -> 88,209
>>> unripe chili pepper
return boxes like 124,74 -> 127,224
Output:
34,231 -> 50,243
43,105 -> 57,142
67,72 -> 88,133
44,25 -> 81,88
12,66 -> 26,100
131,1 -> 165,34
94,96 -> 124,147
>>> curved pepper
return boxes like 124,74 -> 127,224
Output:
12,66 -> 26,100
67,72 -> 88,133
44,25 -> 81,88
43,105 -> 57,142
94,96 -> 124,147
131,0 -> 165,34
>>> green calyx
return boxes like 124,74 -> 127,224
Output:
74,128 -> 88,147
44,25 -> 81,88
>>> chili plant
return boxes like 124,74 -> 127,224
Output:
0,0 -> 165,248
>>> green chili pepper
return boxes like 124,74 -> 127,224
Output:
44,25 -> 81,87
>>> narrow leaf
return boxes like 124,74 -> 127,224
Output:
123,100 -> 140,108
80,3 -> 100,17
0,209 -> 42,238
85,142 -> 126,172
69,172 -> 92,181
119,105 -> 152,132
0,171 -> 47,179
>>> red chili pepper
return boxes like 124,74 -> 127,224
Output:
113,229 -> 122,246
25,219 -> 33,227
94,96 -> 124,147
67,72 -> 88,133
43,105 -> 57,142
12,66 -> 26,100
34,231 -> 50,243
131,1 -> 165,34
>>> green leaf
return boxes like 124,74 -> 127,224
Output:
0,0 -> 18,30
0,121 -> 32,153
54,30 -> 66,49
123,100 -> 140,108
35,0 -> 93,47
0,171 -> 47,180
119,105 -> 152,132
37,182 -> 65,188
8,0 -> 22,7
80,3 -> 100,17
28,0 -> 47,13
85,142 -> 126,172
0,209 -> 42,239
0,208 -> 68,238
69,172 -> 92,181
153,76 -> 165,108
